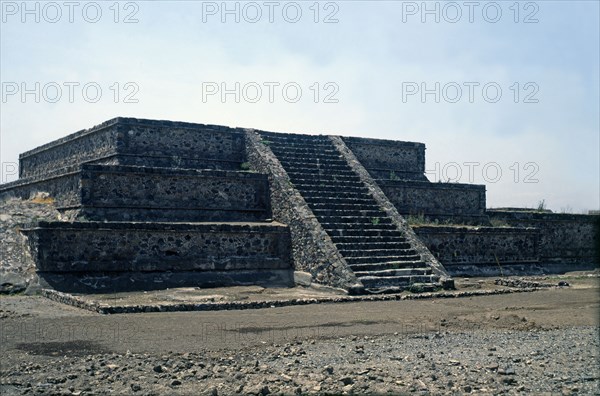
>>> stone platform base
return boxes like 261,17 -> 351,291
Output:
36,269 -> 294,294
445,262 -> 599,277
0,165 -> 271,222
21,221 -> 292,292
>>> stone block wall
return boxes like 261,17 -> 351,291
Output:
379,180 -> 488,225
18,119 -> 120,178
23,221 -> 291,273
116,119 -> 245,170
488,210 -> 600,265
18,118 -> 246,179
78,165 -> 270,221
342,136 -> 427,181
0,169 -> 82,207
1,165 -> 271,222
414,225 -> 541,276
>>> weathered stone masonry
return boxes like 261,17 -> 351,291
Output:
1,117 -> 597,295
1,118 -> 293,293
343,136 -> 489,225
2,165 -> 271,222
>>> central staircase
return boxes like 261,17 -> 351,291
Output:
259,132 -> 442,292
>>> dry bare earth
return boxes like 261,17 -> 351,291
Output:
1,277 -> 599,395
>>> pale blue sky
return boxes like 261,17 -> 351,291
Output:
1,0 -> 598,212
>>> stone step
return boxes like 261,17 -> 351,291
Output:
300,190 -> 372,199
312,209 -> 386,219
337,248 -> 416,257
305,197 -> 379,206
279,158 -> 349,167
309,203 -> 381,212
345,254 -> 423,265
326,228 -> 406,237
271,146 -> 340,154
331,235 -> 409,244
318,216 -> 393,225
284,167 -> 355,176
358,275 -> 439,288
275,151 -> 341,160
287,173 -> 360,183
354,267 -> 432,278
336,241 -> 411,250
261,131 -> 444,294
319,215 -> 395,224
349,261 -> 426,272
266,141 -> 333,149
294,185 -> 369,194
261,131 -> 329,138
292,180 -> 367,189
259,134 -> 330,144
320,222 -> 398,231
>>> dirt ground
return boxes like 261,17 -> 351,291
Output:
1,273 -> 599,395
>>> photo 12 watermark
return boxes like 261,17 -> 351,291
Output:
426,161 -> 540,184
1,1 -> 140,23
1,162 -> 19,183
401,82 -> 539,104
400,1 -> 539,24
0,321 -> 145,346
1,82 -> 140,104
197,322 -> 340,344
200,1 -> 339,23
201,81 -> 339,104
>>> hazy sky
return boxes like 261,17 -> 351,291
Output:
1,0 -> 598,213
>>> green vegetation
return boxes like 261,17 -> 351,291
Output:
536,199 -> 546,212
407,213 -> 427,225
489,219 -> 510,227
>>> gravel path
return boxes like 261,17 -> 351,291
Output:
2,326 -> 598,395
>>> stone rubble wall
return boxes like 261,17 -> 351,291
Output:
487,210 -> 600,266
380,180 -> 489,225
244,129 -> 361,292
23,221 -> 291,273
413,225 -> 543,276
18,117 -> 246,180
342,136 -> 427,181
78,165 -> 270,221
343,136 -> 488,225
117,120 -> 245,170
3,117 -> 597,293
0,197 -> 61,293
1,165 -> 271,222
18,118 -> 120,179
0,169 -> 82,208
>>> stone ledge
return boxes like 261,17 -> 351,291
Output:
41,286 -> 545,315
380,180 -> 486,191
342,136 -> 424,148
19,117 -> 239,159
23,220 -> 288,231
413,225 -> 538,234
38,269 -> 294,294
